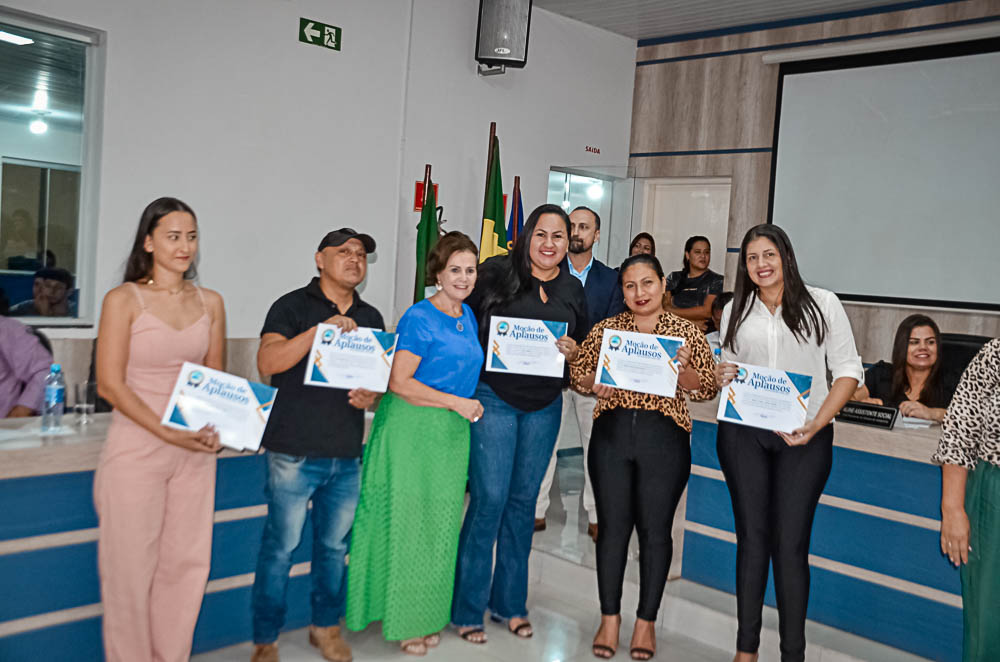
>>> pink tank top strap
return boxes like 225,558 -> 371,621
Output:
127,281 -> 147,310
194,285 -> 207,313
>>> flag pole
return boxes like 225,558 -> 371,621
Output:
421,163 -> 432,215
483,121 -> 496,210
511,175 -> 521,244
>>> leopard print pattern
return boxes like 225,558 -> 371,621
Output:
569,310 -> 719,432
932,338 -> 1000,470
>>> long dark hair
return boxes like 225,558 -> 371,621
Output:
629,232 -> 656,256
478,203 -> 570,330
682,235 -> 710,273
123,197 -> 198,283
890,314 -> 944,405
723,224 -> 827,351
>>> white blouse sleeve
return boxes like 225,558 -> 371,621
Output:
818,289 -> 864,384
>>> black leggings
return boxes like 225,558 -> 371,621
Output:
588,408 -> 691,621
716,421 -> 834,662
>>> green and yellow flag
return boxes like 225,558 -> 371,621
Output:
414,178 -> 438,303
478,136 -> 507,263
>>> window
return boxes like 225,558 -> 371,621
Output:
0,15 -> 98,322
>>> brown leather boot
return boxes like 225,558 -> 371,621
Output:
309,624 -> 353,662
250,642 -> 279,662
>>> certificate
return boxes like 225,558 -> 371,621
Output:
596,328 -> 685,398
485,316 -> 568,378
716,362 -> 812,434
304,324 -> 398,392
161,362 -> 277,452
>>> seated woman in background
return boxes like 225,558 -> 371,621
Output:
628,233 -> 655,257
664,235 -> 723,331
853,314 -> 959,422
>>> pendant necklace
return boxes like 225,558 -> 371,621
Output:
456,319 -> 464,332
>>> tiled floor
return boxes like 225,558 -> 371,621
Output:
195,453 -> 930,662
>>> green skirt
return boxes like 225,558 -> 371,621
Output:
345,392 -> 470,640
961,460 -> 1000,662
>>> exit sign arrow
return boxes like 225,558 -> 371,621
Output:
299,17 -> 342,51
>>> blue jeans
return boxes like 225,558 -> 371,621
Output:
451,382 -> 562,627
252,452 -> 361,644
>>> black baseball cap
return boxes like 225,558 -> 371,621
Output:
317,228 -> 376,253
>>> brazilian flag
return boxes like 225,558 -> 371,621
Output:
478,136 -> 507,263
414,179 -> 438,303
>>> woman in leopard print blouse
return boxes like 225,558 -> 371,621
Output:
570,254 -> 718,660
933,338 -> 1000,661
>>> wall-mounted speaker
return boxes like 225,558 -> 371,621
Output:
476,0 -> 532,69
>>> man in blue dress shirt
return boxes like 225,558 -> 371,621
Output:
535,206 -> 624,540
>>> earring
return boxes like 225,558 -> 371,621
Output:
435,282 -> 443,291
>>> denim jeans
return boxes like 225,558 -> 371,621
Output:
251,452 -> 361,644
451,382 -> 562,627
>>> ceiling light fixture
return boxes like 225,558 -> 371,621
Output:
29,118 -> 48,134
587,183 -> 604,200
0,30 -> 33,46
31,89 -> 49,111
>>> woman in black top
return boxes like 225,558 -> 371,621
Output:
854,314 -> 958,422
664,235 -> 723,331
451,204 -> 587,643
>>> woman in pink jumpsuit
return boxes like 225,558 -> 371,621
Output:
94,197 -> 227,662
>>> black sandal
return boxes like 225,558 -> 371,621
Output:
457,627 -> 487,644
509,621 -> 533,638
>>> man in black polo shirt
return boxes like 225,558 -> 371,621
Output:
251,228 -> 384,662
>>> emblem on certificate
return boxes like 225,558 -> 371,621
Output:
162,362 -> 277,452
716,362 -> 812,433
485,316 -> 568,378
304,324 -> 398,392
596,328 -> 685,398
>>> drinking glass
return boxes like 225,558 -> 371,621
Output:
75,381 -> 97,425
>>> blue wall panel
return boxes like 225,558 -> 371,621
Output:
826,446 -> 941,520
0,542 -> 100,621
0,616 -> 103,661
0,471 -> 97,540
685,474 -> 960,595
215,455 -> 268,510
682,531 -> 962,662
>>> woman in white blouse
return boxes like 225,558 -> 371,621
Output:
714,224 -> 863,662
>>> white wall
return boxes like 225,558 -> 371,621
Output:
6,0 -> 410,337
6,0 -> 636,336
393,2 -> 636,321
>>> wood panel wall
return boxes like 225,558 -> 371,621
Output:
628,0 -> 1000,361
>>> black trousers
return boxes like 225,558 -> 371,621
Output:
716,421 -> 834,662
588,408 -> 691,621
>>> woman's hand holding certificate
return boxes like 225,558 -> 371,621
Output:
715,361 -> 813,435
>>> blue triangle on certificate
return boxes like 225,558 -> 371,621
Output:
656,337 -> 683,357
491,352 -> 508,370
542,320 -> 568,339
168,405 -> 189,428
311,365 -> 329,383
785,371 -> 812,397
600,367 -> 617,386
373,330 -> 397,353
724,400 -> 743,421
249,381 -> 277,411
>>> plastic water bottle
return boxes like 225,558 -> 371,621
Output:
41,364 -> 66,433
713,347 -> 722,364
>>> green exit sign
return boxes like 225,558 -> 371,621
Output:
299,17 -> 341,51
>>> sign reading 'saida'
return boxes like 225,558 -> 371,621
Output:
486,315 -> 568,379
716,362 -> 812,434
597,328 -> 684,398
162,362 -> 277,452
305,324 -> 398,392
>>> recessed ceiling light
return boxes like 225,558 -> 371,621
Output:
32,89 -> 48,111
0,30 -> 33,46
29,118 -> 48,134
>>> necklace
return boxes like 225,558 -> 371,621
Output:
146,278 -> 185,295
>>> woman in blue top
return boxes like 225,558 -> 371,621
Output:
346,232 -> 484,655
